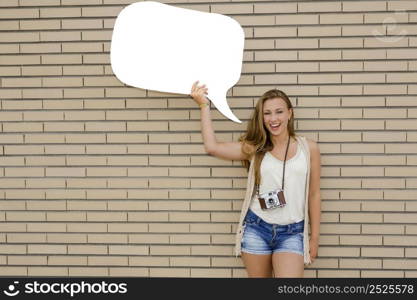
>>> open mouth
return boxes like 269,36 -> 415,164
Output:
270,124 -> 280,130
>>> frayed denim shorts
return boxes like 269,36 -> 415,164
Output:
241,208 -> 304,256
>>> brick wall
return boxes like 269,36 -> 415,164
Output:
0,0 -> 416,278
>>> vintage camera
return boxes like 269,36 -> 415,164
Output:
258,189 -> 286,210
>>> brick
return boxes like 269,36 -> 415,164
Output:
340,235 -> 382,245
340,258 -> 382,269
383,259 -> 417,270
62,42 -> 103,53
364,61 -> 407,71
28,223 -> 66,232
319,84 -> 362,95
0,54 -> 40,65
63,65 -> 103,75
171,257 -> 210,267
299,74 -> 341,84
211,4 -> 252,14
319,132 -> 361,142
62,0 -> 101,4
343,1 -> 386,12
43,77 -> 83,87
362,224 -> 404,234
388,1 -> 417,10
108,245 -> 148,255
298,26 -> 341,37
254,27 -> 297,38
298,120 -> 340,130
384,236 -> 417,246
88,256 -> 128,266
320,61 -> 362,71
191,245 -> 232,256
191,201 -> 231,211
69,267 -> 107,276
362,270 -> 404,277
385,190 -> 416,201
254,74 -> 297,84
62,19 -> 103,29
276,14 -> 319,25
233,15 -> 275,26
362,201 -> 405,212
88,234 -> 128,243
81,6 -> 122,17
0,66 -> 20,76
170,234 -> 210,244
319,246 -> 360,257
254,3 -> 296,13
365,12 -> 408,24
191,268 -> 231,278
7,255 -> 48,265
320,13 -> 363,24
242,62 -> 274,73
109,267 -> 149,276
150,246 -> 190,256
149,268 -> 189,278
365,36 -> 408,47
320,224 -> 360,234
303,1 -> 342,12
40,31 -> 81,42
40,7 -> 81,18
0,8 -> 39,19
278,38 -> 319,49
362,247 -> 404,257
363,131 -> 406,143
129,256 -> 169,267
7,233 -> 46,243
341,167 -> 384,177
276,62 -> 319,73
255,50 -> 297,61
384,213 -> 417,223
321,37 -> 363,48
28,244 -> 66,254
0,20 -> 18,30
388,49 -> 417,59
363,155 -> 405,165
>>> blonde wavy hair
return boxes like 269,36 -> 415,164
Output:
238,89 -> 297,187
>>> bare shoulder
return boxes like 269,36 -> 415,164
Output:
305,137 -> 320,154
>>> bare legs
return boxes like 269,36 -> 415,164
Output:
241,251 -> 304,278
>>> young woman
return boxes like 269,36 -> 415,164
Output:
190,81 -> 321,278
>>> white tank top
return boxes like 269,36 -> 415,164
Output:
249,139 -> 308,225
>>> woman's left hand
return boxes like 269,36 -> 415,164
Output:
309,237 -> 319,263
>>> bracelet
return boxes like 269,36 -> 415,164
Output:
199,102 -> 209,108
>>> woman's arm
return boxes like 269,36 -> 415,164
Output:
191,81 -> 253,161
307,138 -> 321,262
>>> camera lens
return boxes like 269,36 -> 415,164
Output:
268,198 -> 273,204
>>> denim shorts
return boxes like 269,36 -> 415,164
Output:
241,209 -> 304,256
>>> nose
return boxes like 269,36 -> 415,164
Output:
271,115 -> 279,122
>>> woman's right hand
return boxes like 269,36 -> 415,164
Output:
190,81 -> 209,106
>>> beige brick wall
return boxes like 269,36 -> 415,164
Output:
0,0 -> 416,278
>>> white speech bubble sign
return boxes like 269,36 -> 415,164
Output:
110,1 -> 244,123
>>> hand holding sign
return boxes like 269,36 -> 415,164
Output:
110,1 -> 245,123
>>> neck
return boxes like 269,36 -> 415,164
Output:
271,131 -> 290,147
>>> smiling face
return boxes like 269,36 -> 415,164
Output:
262,97 -> 293,137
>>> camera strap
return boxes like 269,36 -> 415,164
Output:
256,134 -> 291,196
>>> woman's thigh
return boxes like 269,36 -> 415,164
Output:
272,252 -> 304,278
241,252 -> 273,278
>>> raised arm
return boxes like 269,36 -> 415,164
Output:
190,81 -> 253,161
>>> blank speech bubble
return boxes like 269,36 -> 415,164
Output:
110,1 -> 245,123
